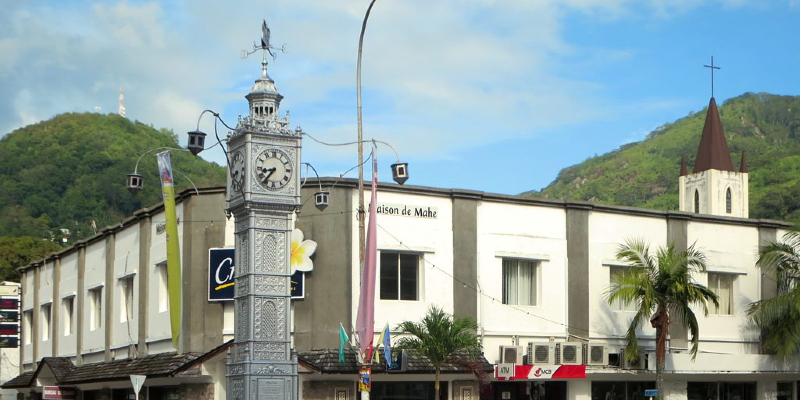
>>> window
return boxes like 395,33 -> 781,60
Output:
119,276 -> 135,323
62,297 -> 74,336
609,266 -> 637,311
694,190 -> 700,214
89,287 -> 103,330
379,252 -> 419,301
708,273 -> 734,315
726,188 -> 732,214
41,304 -> 52,341
502,259 -> 537,306
41,304 -> 51,341
22,310 -> 32,345
157,262 -> 169,313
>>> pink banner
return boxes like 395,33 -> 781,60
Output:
495,364 -> 586,380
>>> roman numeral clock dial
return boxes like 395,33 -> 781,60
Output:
255,148 -> 293,191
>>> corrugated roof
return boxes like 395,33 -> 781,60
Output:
693,97 -> 734,173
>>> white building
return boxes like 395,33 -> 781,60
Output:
4,53 -> 797,400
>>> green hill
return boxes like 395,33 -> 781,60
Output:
0,112 -> 226,249
527,93 -> 800,226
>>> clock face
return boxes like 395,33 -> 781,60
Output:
255,148 -> 293,191
230,151 -> 245,192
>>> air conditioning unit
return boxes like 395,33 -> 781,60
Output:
527,342 -> 556,365
558,343 -> 582,365
499,345 -> 523,364
586,343 -> 609,366
623,350 -> 645,370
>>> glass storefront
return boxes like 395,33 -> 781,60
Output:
687,382 -> 756,400
369,382 -> 447,400
591,381 -> 656,400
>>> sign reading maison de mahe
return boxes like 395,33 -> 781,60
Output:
372,203 -> 438,219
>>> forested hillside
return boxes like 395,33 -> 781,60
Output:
529,93 -> 800,227
0,113 -> 226,279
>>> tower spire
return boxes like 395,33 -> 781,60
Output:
693,97 -> 734,173
118,87 -> 126,117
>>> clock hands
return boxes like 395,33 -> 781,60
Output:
258,166 -> 277,182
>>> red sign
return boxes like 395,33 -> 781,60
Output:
0,299 -> 18,310
0,324 -> 17,335
43,386 -> 76,400
494,364 -> 586,380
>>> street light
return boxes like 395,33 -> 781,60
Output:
125,146 -> 199,195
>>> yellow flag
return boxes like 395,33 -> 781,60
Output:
157,151 -> 182,352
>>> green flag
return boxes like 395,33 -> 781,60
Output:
339,323 -> 349,364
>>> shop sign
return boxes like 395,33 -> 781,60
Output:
358,366 -> 372,393
0,337 -> 18,348
0,310 -> 18,322
0,285 -> 19,296
0,299 -> 18,310
0,324 -> 17,335
208,248 -> 305,301
494,364 -> 586,380
372,202 -> 438,219
43,386 -> 76,400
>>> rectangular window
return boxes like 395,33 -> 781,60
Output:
119,276 -> 135,323
708,273 -> 734,315
610,266 -> 638,312
22,310 -> 32,345
62,297 -> 74,336
379,252 -> 419,301
89,287 -> 103,330
502,259 -> 537,306
157,262 -> 169,313
41,304 -> 51,341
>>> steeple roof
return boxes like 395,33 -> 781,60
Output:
693,97 -> 734,173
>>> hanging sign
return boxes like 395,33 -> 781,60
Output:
0,337 -> 18,348
0,324 -> 18,335
0,310 -> 18,322
0,285 -> 19,296
0,299 -> 18,310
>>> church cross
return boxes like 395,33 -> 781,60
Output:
703,56 -> 721,98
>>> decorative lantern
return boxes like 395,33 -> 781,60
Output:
187,130 -> 207,155
315,191 -> 330,211
391,162 -> 409,185
126,173 -> 144,194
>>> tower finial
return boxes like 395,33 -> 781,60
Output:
703,56 -> 721,98
241,19 -> 286,78
118,87 -> 126,117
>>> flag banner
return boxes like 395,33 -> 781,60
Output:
356,146 -> 378,358
374,323 -> 387,363
157,151 -> 182,351
382,323 -> 393,367
339,323 -> 349,364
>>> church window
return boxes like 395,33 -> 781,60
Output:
726,188 -> 732,213
502,259 -> 538,306
708,273 -> 734,315
694,190 -> 700,214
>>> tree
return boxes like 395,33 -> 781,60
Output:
395,305 -> 482,400
607,239 -> 718,398
747,231 -> 800,357
0,236 -> 62,281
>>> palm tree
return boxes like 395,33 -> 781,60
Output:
607,239 -> 718,397
395,305 -> 482,400
747,231 -> 800,357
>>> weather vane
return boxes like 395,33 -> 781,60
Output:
703,56 -> 721,98
241,19 -> 287,76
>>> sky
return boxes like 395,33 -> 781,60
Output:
2,0 -> 799,195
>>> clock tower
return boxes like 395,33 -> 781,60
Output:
226,23 -> 302,400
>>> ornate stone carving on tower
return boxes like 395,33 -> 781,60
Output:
679,97 -> 749,217
226,20 -> 302,400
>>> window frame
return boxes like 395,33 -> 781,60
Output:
501,258 -> 539,306
609,266 -> 638,312
88,286 -> 103,331
156,262 -> 169,313
62,296 -> 75,336
708,272 -> 735,315
119,275 -> 135,323
379,251 -> 421,301
40,303 -> 52,342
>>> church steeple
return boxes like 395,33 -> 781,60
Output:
693,97 -> 734,173
679,94 -> 749,218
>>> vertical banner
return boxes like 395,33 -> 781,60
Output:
157,151 -> 182,351
356,145 -> 378,359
